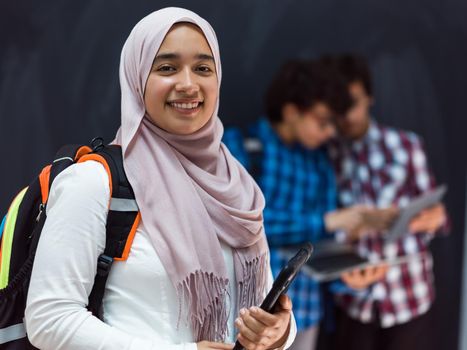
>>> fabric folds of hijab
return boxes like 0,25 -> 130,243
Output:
113,7 -> 269,342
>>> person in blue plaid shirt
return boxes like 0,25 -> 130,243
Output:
223,60 -> 387,350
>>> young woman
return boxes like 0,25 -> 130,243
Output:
24,7 -> 296,350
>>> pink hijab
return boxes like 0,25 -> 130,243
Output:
114,7 -> 269,342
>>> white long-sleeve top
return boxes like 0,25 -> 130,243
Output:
25,161 -> 296,350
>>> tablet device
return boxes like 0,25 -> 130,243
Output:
280,242 -> 426,282
280,241 -> 370,282
233,242 -> 313,350
303,252 -> 426,282
385,184 -> 447,241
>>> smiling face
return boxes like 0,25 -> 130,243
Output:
143,23 -> 218,135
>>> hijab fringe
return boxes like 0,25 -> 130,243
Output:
177,271 -> 230,342
237,252 -> 269,313
176,251 -> 269,342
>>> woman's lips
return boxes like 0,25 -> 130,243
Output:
167,101 -> 203,116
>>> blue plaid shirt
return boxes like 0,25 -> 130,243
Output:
223,118 -> 337,330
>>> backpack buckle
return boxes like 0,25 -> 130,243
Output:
96,254 -> 113,276
91,137 -> 105,152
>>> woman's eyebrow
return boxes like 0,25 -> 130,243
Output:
153,53 -> 214,62
196,53 -> 215,61
154,53 -> 179,61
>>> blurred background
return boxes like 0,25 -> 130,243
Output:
0,0 -> 466,348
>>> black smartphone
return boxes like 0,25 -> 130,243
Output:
233,242 -> 313,350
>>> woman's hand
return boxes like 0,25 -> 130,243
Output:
341,264 -> 388,290
235,294 -> 292,350
197,341 -> 234,350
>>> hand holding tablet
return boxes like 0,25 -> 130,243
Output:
384,185 -> 447,241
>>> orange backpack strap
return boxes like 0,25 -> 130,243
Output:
77,142 -> 140,261
77,140 -> 140,319
38,140 -> 139,319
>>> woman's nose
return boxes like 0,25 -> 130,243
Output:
175,68 -> 200,95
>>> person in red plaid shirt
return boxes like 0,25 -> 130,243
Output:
324,54 -> 448,350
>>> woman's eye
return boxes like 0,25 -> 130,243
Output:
196,66 -> 213,74
156,65 -> 176,73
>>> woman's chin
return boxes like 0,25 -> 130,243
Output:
166,122 -> 204,135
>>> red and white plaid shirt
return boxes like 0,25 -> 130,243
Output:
328,120 -> 447,328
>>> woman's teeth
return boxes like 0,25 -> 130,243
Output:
169,102 -> 200,109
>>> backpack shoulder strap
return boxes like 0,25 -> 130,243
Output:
29,145 -> 94,253
50,145 -> 93,184
80,143 -> 140,319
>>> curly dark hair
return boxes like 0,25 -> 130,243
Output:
264,59 -> 353,124
319,53 -> 373,97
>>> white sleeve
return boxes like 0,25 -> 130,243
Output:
25,161 -> 196,350
266,268 -> 297,350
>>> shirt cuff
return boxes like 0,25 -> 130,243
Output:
279,312 -> 297,349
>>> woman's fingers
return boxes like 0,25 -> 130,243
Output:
235,297 -> 292,350
277,294 -> 293,311
235,318 -> 269,346
245,306 -> 279,327
237,333 -> 266,350
236,310 -> 270,342
196,341 -> 234,350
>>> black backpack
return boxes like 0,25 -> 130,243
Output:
0,138 -> 140,349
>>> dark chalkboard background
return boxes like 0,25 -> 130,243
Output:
1,1 -> 466,349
